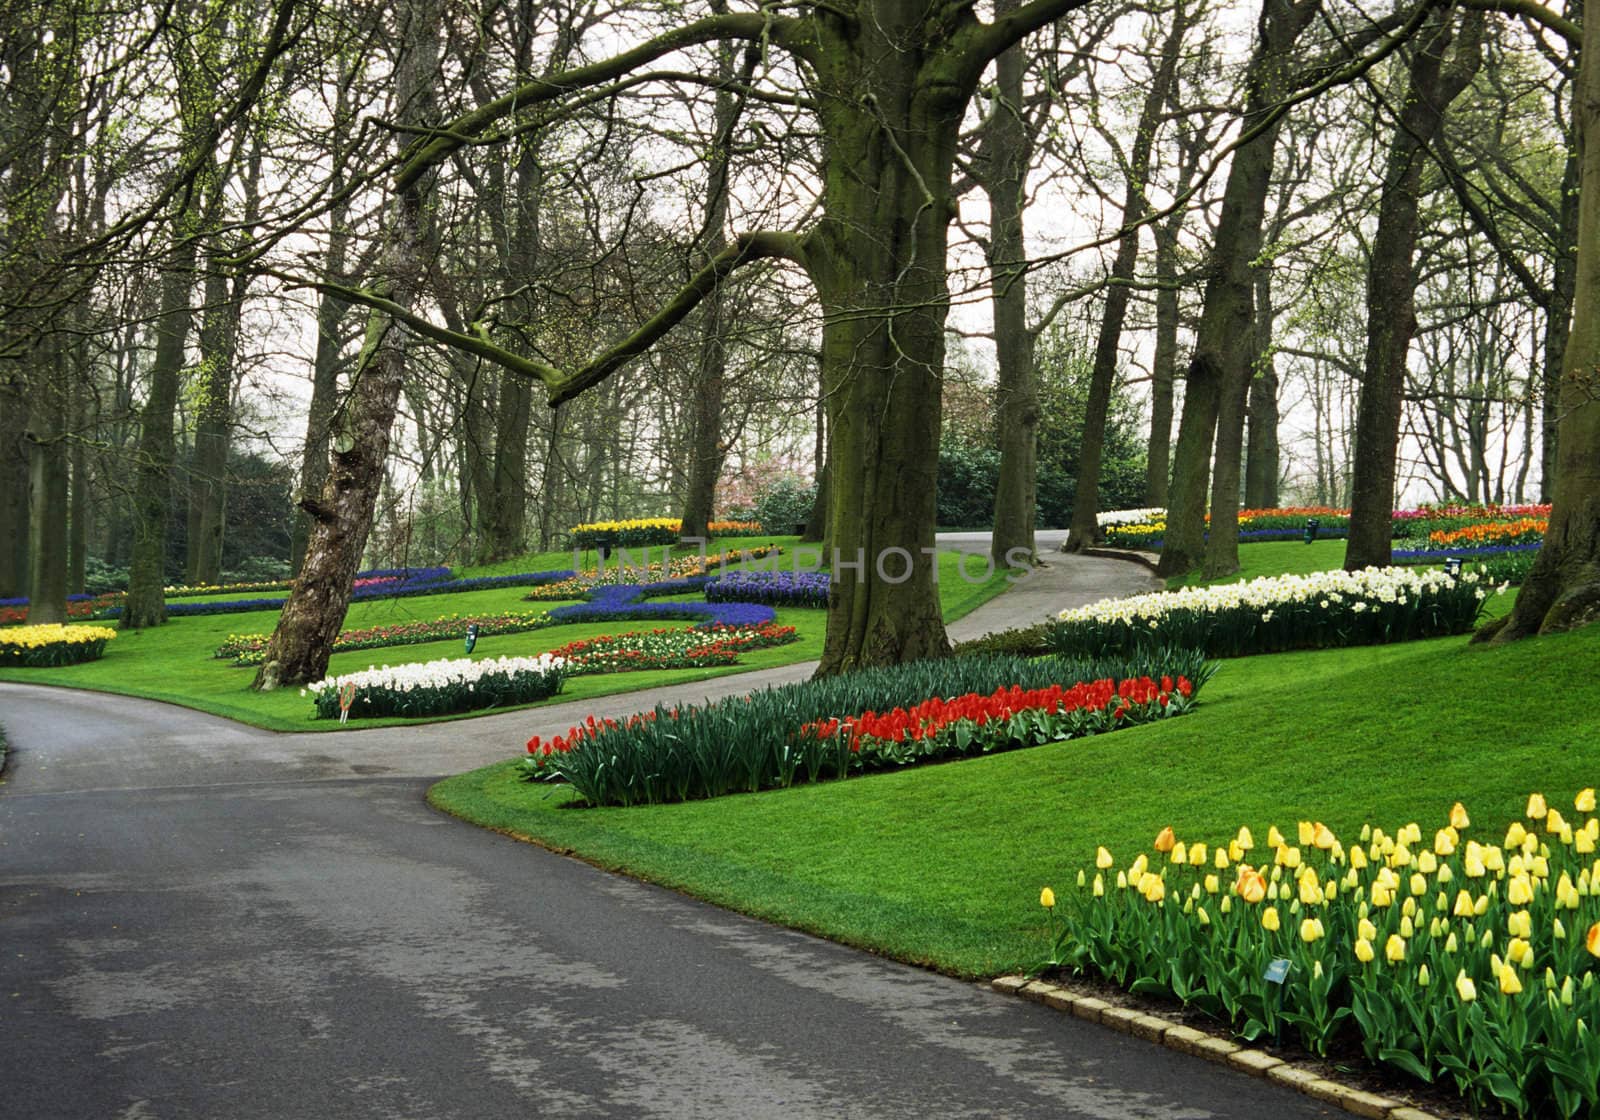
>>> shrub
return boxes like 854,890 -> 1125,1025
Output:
951,623 -> 1057,659
751,475 -> 817,535
1039,791 -> 1600,1118
1051,567 -> 1495,659
306,653 -> 566,719
517,648 -> 1214,806
0,624 -> 116,667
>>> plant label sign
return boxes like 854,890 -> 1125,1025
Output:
1263,959 -> 1291,985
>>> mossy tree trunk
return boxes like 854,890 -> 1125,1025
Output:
1345,9 -> 1482,571
1478,0 -> 1600,642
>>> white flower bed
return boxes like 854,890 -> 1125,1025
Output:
1053,566 -> 1494,658
306,653 -> 567,719
1096,507 -> 1166,527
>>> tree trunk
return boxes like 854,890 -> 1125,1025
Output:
1244,267 -> 1280,510
187,266 -> 240,585
1159,0 -> 1317,579
1542,143 -> 1580,502
252,0 -> 437,688
68,387 -> 88,594
807,20 -> 976,674
1345,10 -> 1482,571
0,372 -> 31,598
26,342 -> 69,624
1065,5 -> 1187,553
1146,215 -> 1181,508
122,237 -> 200,629
986,0 -> 1039,568
1478,0 -> 1600,642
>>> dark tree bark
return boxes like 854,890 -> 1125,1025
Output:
0,373 -> 30,598
1064,4 -> 1187,553
1542,145 -> 1580,500
26,343 -> 70,624
1345,9 -> 1482,571
1159,0 -> 1318,579
1477,0 -> 1600,643
187,265 -> 243,586
1146,212 -> 1182,508
252,0 -> 439,689
1244,268 -> 1280,509
985,0 -> 1039,568
68,386 -> 88,594
122,236 -> 200,629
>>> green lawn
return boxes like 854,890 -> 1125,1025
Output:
0,539 -> 1011,730
1166,539 -> 1351,588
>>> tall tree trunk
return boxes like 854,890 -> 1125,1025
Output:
1244,268 -> 1280,510
1065,5 -> 1187,552
26,341 -> 70,624
537,400 -> 567,550
1345,9 -> 1482,571
122,236 -> 200,629
1477,0 -> 1600,641
1146,215 -> 1181,508
1542,143 -> 1580,501
1159,0 -> 1317,579
986,0 -> 1039,568
68,386 -> 89,594
252,0 -> 438,688
0,372 -> 30,598
187,266 -> 241,585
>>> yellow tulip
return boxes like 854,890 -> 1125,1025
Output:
1437,863 -> 1453,885
1267,826 -> 1285,849
1547,809 -> 1569,836
1204,874 -> 1219,894
1527,793 -> 1549,820
1474,894 -> 1489,917
1116,871 -> 1128,889
1170,841 -> 1188,864
1464,843 -> 1486,878
1350,846 -> 1368,871
1446,931 -> 1459,953
1433,830 -> 1456,857
1196,906 -> 1210,927
1418,964 -> 1431,987
1226,840 -> 1243,862
1400,914 -> 1415,938
1236,825 -> 1254,850
1189,843 -> 1208,867
1153,826 -> 1176,852
1300,917 -> 1324,943
1450,802 -> 1471,830
1298,820 -> 1315,846
1579,788 -> 1597,813
1483,846 -> 1505,873
1096,846 -> 1114,869
1313,822 -> 1337,850
1238,870 -> 1266,904
1577,831 -> 1595,855
1261,906 -> 1280,931
1281,847 -> 1302,869
1508,910 -> 1532,938
1453,890 -> 1476,918
1130,854 -> 1148,877
1093,874 -> 1105,897
1385,934 -> 1407,963
1391,843 -> 1413,868
1358,917 -> 1378,941
1040,887 -> 1056,909
1508,877 -> 1533,905
1416,851 -> 1438,875
1220,895 -> 1232,914
1500,966 -> 1523,995
1507,937 -> 1532,965
1531,855 -> 1550,879
1371,883 -> 1394,908
1410,873 -> 1428,897
1456,970 -> 1477,1002
1299,879 -> 1324,906
1506,821 -> 1528,848
1355,937 -> 1375,963
1076,870 -> 1086,888
1553,917 -> 1566,940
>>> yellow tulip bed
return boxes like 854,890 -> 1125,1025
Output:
1039,792 -> 1600,1118
0,623 -> 117,667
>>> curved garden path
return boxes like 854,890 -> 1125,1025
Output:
0,549 -> 1333,1118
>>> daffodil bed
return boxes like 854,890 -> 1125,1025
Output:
1040,792 -> 1600,1119
0,624 -> 117,667
513,649 -> 1212,806
568,517 -> 765,549
1052,566 -> 1494,659
306,652 -> 568,719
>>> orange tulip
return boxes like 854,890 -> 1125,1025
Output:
1154,826 -> 1176,853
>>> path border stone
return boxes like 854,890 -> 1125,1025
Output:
992,975 -> 1444,1120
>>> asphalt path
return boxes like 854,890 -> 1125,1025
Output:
0,549 -> 1334,1119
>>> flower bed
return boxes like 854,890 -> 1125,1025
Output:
1038,791 -> 1600,1118
1099,508 -> 1352,550
546,623 -> 798,675
305,653 -> 566,719
515,648 -> 1213,805
0,624 -> 117,667
704,569 -> 828,608
1392,546 -> 1540,585
537,581 -> 777,629
570,518 -> 768,549
1052,567 -> 1494,659
1427,518 -> 1547,549
525,547 -> 775,601
216,610 -> 552,666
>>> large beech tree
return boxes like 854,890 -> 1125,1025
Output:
254,0 -> 1113,687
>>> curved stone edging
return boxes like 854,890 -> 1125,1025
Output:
991,975 -> 1445,1120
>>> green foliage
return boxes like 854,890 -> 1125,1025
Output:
951,622 -> 1057,659
935,446 -> 1078,529
751,476 -> 817,535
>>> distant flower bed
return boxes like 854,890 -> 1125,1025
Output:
306,653 -> 567,720
546,623 -> 798,675
1097,507 -> 1166,527
1053,567 -> 1496,659
1099,507 -> 1352,550
525,548 -> 772,602
217,610 -> 552,666
1392,546 -> 1540,586
536,581 -> 777,629
0,624 -> 117,667
1428,518 -> 1547,548
570,517 -> 769,549
517,648 -> 1213,805
704,569 -> 828,608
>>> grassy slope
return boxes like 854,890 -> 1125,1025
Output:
432,617 -> 1598,978
0,540 -> 1010,731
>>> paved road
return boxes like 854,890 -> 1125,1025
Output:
0,552 -> 1333,1118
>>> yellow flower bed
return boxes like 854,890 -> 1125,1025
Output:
0,623 -> 117,667
1040,792 -> 1600,1117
